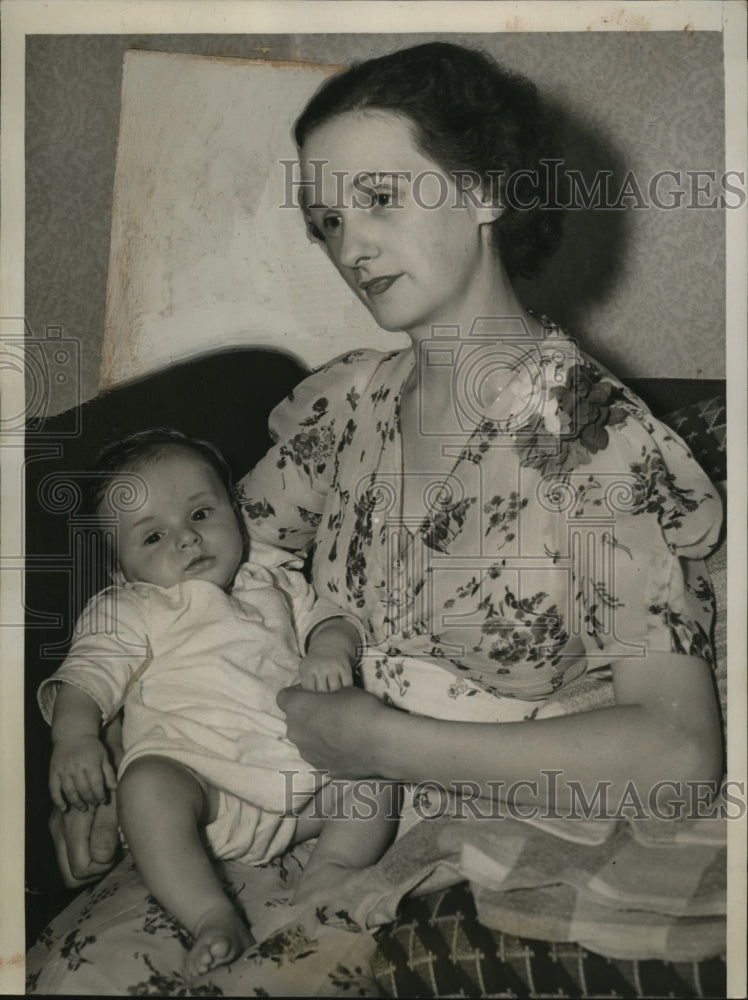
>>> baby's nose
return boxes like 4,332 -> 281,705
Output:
177,526 -> 201,547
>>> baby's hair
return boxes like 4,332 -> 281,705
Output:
85,428 -> 234,515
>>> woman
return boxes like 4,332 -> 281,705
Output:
242,41 -> 723,813
42,40 -> 724,987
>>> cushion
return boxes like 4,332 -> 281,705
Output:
661,395 -> 726,484
371,882 -> 726,998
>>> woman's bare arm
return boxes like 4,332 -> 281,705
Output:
277,652 -> 723,814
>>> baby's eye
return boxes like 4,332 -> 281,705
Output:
143,532 -> 163,546
374,190 -> 392,208
191,508 -> 210,521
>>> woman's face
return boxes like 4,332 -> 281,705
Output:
300,110 -> 494,341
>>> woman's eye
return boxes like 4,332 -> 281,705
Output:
359,187 -> 393,210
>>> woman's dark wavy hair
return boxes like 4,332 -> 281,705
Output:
294,41 -> 563,279
85,428 -> 235,516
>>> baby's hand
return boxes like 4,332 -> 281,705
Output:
301,617 -> 361,692
299,651 -> 353,692
49,735 -> 117,812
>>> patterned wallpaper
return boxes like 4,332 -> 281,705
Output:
25,31 -> 727,416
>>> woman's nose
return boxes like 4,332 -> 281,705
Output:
337,214 -> 378,270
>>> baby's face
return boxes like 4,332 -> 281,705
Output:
106,450 -> 244,590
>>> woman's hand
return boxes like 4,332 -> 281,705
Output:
276,685 -> 389,778
49,798 -> 121,888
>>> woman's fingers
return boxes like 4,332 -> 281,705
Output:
276,684 -> 301,711
276,685 -> 384,776
88,798 -> 120,865
49,808 -> 97,888
49,802 -> 118,887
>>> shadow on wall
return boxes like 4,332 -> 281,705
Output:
516,97 -> 631,353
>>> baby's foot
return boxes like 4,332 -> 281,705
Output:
293,859 -> 351,907
184,906 -> 252,980
293,860 -> 401,930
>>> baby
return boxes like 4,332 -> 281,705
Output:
38,429 -> 396,978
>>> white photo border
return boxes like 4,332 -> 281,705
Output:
2,2 -> 745,995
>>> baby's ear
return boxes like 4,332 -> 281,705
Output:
233,500 -> 251,559
97,529 -> 122,582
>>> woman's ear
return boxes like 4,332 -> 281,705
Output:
464,182 -> 503,227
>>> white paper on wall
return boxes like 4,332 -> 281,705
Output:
101,50 -> 406,388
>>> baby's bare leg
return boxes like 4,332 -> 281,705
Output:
293,780 -> 399,906
117,755 -> 251,978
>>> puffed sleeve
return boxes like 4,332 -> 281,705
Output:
587,419 -> 720,667
236,349 -> 377,553
239,541 -> 367,657
37,587 -> 150,725
518,356 -> 724,670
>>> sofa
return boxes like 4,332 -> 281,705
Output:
24,347 -> 728,997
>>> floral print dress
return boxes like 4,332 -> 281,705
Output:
238,321 -> 722,711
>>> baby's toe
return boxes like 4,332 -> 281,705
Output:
209,936 -> 232,961
184,913 -> 251,979
185,942 -> 215,979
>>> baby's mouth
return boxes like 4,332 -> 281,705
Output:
186,554 -> 213,571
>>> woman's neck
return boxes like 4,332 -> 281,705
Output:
402,258 -> 542,396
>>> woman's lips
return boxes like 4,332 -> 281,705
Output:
360,274 -> 400,296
